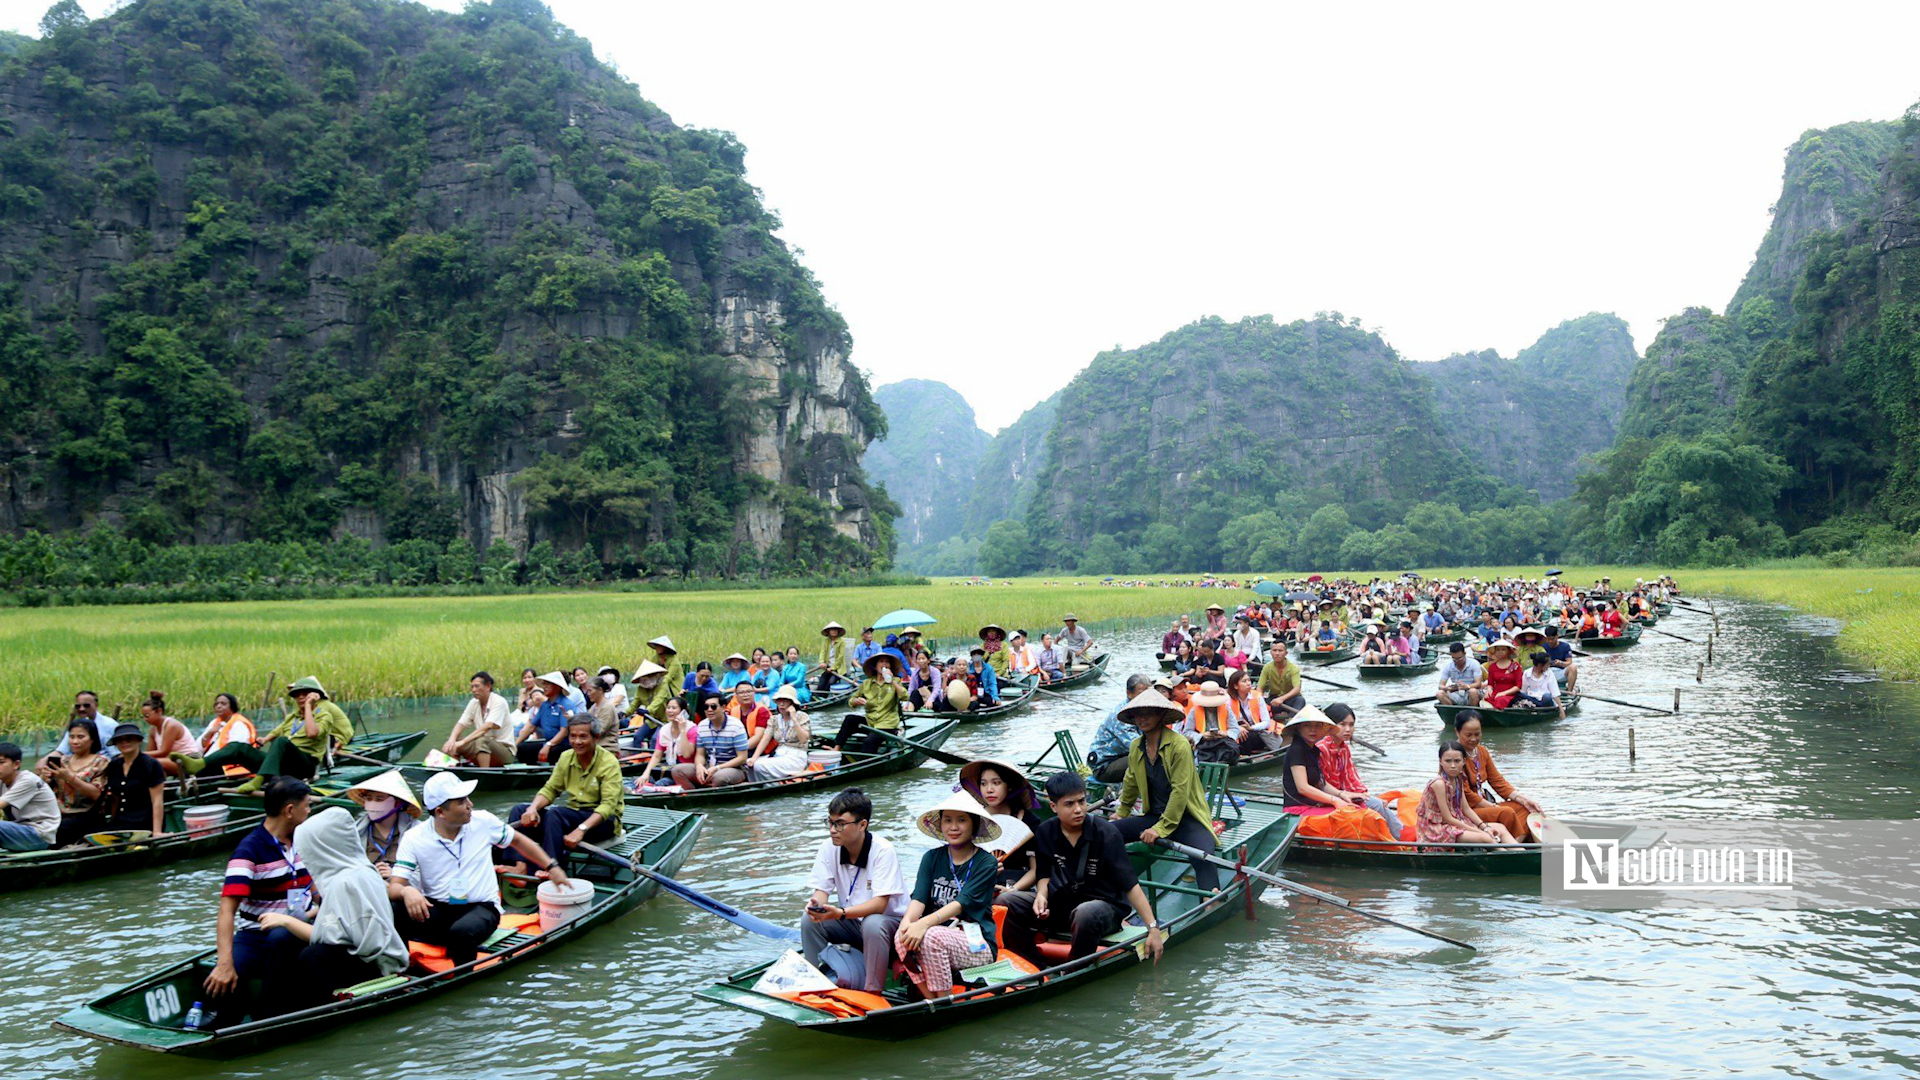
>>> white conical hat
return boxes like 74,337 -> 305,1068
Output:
630,661 -> 667,683
344,769 -> 421,816
648,635 -> 677,654
916,790 -> 1002,844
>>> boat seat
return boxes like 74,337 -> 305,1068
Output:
407,941 -> 454,974
1197,761 -> 1240,824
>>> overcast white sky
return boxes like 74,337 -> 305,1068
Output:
10,1 -> 1920,430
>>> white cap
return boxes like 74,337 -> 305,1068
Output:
422,771 -> 480,812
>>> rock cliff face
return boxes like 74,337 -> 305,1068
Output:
1727,120 -> 1899,331
1422,313 -> 1638,498
865,380 -> 991,548
0,0 -> 886,571
1029,315 -> 1487,544
1617,307 -> 1752,442
963,391 -> 1058,537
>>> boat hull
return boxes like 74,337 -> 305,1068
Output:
697,793 -> 1301,1039
53,806 -> 705,1057
623,719 -> 958,807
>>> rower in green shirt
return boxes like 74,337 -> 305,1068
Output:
1256,654 -> 1305,719
818,621 -> 851,693
184,675 -> 353,793
836,652 -> 905,757
511,714 -> 623,866
646,635 -> 686,702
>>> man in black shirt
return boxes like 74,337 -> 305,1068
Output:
998,772 -> 1165,967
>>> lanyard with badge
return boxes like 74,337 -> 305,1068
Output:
268,833 -> 314,917
436,828 -> 471,904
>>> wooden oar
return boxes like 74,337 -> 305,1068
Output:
1643,626 -> 1698,644
1029,685 -> 1108,713
1299,672 -> 1356,691
1152,838 -> 1475,951
857,725 -> 970,767
1580,693 -> 1677,716
332,748 -> 402,770
577,841 -> 799,942
1380,694 -> 1438,708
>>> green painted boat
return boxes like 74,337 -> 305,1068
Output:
400,751 -> 656,792
910,673 -> 1038,724
1435,693 -> 1580,728
1287,817 -> 1657,876
163,732 -> 426,804
696,791 -> 1301,1038
1028,729 -> 1290,790
1357,653 -> 1438,678
0,792 -> 356,894
1295,642 -> 1356,665
623,718 -> 959,807
1574,624 -> 1643,650
1653,603 -> 1674,617
1048,652 -> 1110,690
55,805 -> 704,1057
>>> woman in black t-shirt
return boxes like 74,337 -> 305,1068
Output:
102,724 -> 166,834
1279,707 -> 1350,814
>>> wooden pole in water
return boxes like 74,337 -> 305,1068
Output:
1628,724 -> 1636,760
1706,634 -> 1714,664
1674,686 -> 1681,712
1696,661 -> 1704,683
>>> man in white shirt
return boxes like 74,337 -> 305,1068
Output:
0,743 -> 59,851
1232,615 -> 1264,663
391,772 -> 570,964
801,788 -> 907,992
1056,615 -> 1094,668
1435,643 -> 1484,707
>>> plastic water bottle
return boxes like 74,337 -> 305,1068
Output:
182,1001 -> 206,1031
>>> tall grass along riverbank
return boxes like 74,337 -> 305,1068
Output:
0,580 -> 1230,735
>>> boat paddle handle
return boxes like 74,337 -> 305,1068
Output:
578,841 -> 799,943
856,725 -> 969,767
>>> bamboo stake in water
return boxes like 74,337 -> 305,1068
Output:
1628,724 -> 1636,761
1673,687 -> 1681,713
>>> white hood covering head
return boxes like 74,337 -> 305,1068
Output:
295,806 -> 408,976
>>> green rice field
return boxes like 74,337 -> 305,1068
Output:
6,565 -> 1914,738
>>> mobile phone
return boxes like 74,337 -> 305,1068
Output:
807,902 -> 828,913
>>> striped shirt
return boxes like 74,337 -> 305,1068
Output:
695,715 -> 750,764
223,826 -> 313,932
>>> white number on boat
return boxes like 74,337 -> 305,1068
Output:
143,984 -> 180,1023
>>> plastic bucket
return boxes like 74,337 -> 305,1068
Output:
182,805 -> 230,838
537,878 -> 594,933
807,749 -> 842,769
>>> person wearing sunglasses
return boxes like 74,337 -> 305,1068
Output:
800,788 -> 907,993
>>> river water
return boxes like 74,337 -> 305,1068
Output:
9,599 -> 1919,1079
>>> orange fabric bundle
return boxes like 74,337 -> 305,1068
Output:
1295,804 -> 1398,843
774,988 -> 893,1016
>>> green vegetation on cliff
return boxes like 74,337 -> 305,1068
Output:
0,0 -> 890,580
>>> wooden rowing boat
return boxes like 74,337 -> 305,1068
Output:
54,804 -> 704,1057
163,731 -> 427,803
1434,693 -> 1581,727
1295,642 -> 1356,664
622,718 -> 960,807
1286,817 -> 1657,876
1048,652 -> 1110,690
399,753 -> 656,792
908,674 -> 1039,724
696,791 -> 1300,1038
1574,624 -> 1643,650
1357,653 -> 1438,678
0,792 -> 356,894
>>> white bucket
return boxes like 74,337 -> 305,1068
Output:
182,805 -> 230,838
807,749 -> 842,769
537,878 -> 594,933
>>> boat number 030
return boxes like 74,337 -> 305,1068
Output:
143,984 -> 181,1023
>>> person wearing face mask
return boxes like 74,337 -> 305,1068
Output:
344,771 -> 422,878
